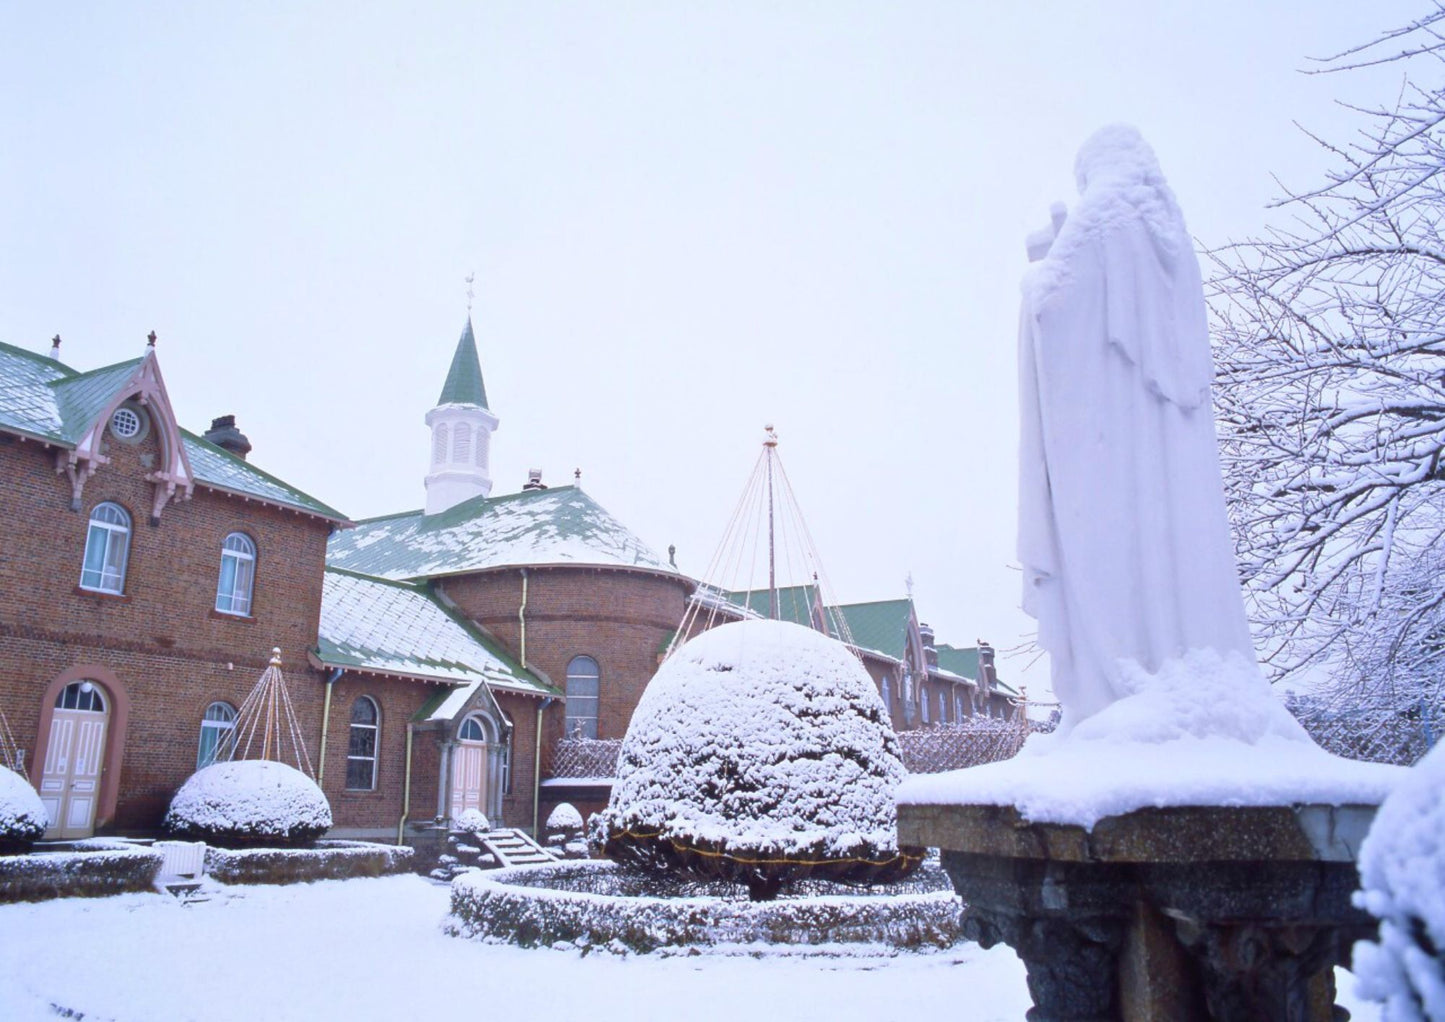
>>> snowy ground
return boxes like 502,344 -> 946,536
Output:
0,874 -> 1379,1021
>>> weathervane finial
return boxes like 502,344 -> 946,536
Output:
465,272 -> 475,314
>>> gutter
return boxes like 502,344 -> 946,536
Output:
532,696 -> 556,836
396,723 -> 415,846
316,667 -> 343,783
518,567 -> 529,668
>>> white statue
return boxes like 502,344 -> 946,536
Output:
1017,125 -> 1256,732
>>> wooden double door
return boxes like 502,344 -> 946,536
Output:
39,683 -> 110,839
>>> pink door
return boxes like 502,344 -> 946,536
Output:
40,704 -> 109,839
450,742 -> 488,819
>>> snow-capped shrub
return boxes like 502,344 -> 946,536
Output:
203,840 -> 412,885
164,761 -> 331,848
1354,740 -> 1445,1021
598,619 -> 922,900
0,766 -> 47,854
547,802 -> 584,832
456,809 -> 490,834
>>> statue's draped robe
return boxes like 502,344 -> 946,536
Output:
1018,133 -> 1255,730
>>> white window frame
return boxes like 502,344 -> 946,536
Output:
215,532 -> 256,616
564,656 -> 600,739
197,701 -> 237,769
56,681 -> 106,712
346,696 -> 380,791
79,502 -> 131,594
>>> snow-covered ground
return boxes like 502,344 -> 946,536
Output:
0,874 -> 1380,1021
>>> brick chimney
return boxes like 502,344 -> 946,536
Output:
918,622 -> 938,668
204,415 -> 252,460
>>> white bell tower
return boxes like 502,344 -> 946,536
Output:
425,317 -> 499,515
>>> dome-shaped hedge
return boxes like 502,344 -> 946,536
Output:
0,766 -> 47,854
164,760 -> 332,848
599,619 -> 921,900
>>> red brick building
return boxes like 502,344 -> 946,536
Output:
0,322 -> 1014,849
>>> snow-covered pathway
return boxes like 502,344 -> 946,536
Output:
1,875 -> 1033,1022
0,874 -> 1382,1021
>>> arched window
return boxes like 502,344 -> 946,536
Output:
55,681 -> 106,712
453,422 -> 472,464
881,675 -> 892,709
80,502 -> 131,594
215,532 -> 256,616
458,715 -> 489,742
564,656 -> 600,739
921,685 -> 930,723
197,701 -> 237,769
938,691 -> 947,723
956,693 -> 966,720
346,696 -> 379,790
432,423 -> 449,466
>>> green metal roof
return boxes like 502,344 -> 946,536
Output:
437,318 -> 489,408
723,586 -> 915,663
0,339 -> 345,521
317,566 -> 555,699
327,484 -> 674,580
934,643 -> 981,682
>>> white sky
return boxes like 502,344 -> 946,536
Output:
0,2 -> 1418,691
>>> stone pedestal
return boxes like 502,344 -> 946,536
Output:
898,803 -> 1379,1022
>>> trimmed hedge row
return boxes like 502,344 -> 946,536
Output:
205,840 -> 414,885
0,840 -> 163,903
446,860 -> 964,954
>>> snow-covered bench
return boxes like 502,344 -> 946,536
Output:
153,840 -> 208,902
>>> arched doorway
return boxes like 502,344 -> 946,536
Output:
450,714 -> 493,820
39,680 -> 110,838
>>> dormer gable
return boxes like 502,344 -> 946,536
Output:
52,348 -> 195,522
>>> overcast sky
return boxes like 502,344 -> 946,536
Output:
0,2 -> 1419,692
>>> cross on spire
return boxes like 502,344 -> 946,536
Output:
465,272 -> 475,313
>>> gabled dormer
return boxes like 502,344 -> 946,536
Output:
425,317 -> 499,516
50,342 -> 195,522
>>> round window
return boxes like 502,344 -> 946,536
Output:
109,403 -> 149,443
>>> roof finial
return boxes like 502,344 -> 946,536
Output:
905,572 -> 914,599
49,335 -> 62,360
465,271 -> 475,314
269,647 -> 282,667
763,423 -> 778,448
146,330 -> 157,348
574,467 -> 581,483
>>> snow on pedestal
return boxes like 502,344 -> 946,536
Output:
0,766 -> 46,852
900,125 -> 1405,824
601,619 -> 919,899
1353,740 -> 1445,1021
164,760 -> 332,847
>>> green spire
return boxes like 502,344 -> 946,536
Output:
437,318 -> 489,408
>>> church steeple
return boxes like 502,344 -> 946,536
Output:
424,317 -> 500,515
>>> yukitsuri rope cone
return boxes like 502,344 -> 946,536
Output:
163,649 -> 331,847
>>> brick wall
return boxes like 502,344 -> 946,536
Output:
0,430 -> 334,833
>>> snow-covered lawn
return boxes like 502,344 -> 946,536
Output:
0,874 -> 1380,1021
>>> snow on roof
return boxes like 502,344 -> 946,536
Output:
0,340 -> 344,521
326,485 -> 675,580
317,568 -> 555,700
899,649 -> 1405,828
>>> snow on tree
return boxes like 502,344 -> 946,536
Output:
456,808 -> 490,834
546,803 -> 584,832
163,650 -> 331,847
1354,739 -> 1445,1020
598,619 -> 922,901
1209,9 -> 1445,719
0,765 -> 46,853
163,760 -> 332,847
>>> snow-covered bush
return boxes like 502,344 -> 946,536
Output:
455,808 -> 490,834
545,803 -> 587,857
598,619 -> 921,901
1354,740 -> 1445,1021
0,766 -> 47,853
546,802 -> 583,832
163,761 -> 331,848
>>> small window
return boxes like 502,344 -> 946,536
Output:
459,716 -> 486,742
881,675 -> 891,709
55,681 -> 105,712
79,502 -> 131,594
215,533 -> 256,616
197,701 -> 237,769
564,656 -> 600,739
921,686 -> 930,723
500,734 -> 512,795
938,691 -> 947,723
108,401 -> 149,444
956,694 -> 966,720
432,423 -> 449,466
453,422 -> 472,463
346,696 -> 379,790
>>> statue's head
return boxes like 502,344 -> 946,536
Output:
1073,124 -> 1165,195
